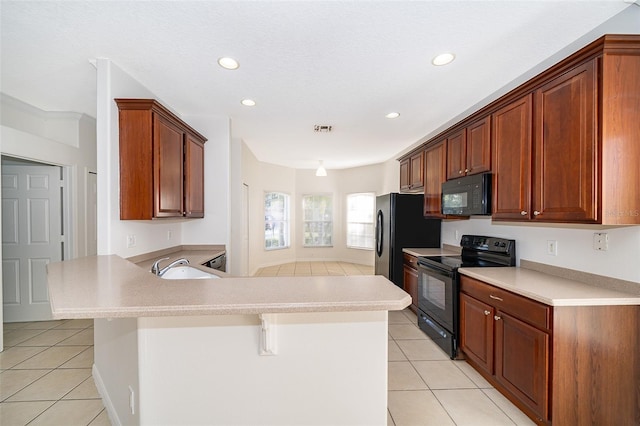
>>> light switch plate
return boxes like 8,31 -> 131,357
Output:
546,240 -> 558,256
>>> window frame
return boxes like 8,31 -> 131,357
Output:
346,192 -> 376,251
302,193 -> 333,248
264,191 -> 290,251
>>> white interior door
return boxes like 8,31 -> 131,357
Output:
2,164 -> 62,322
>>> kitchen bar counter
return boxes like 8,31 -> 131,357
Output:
47,255 -> 410,319
47,254 -> 407,425
459,266 -> 640,306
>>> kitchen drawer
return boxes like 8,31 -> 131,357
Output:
403,253 -> 418,269
460,275 -> 550,331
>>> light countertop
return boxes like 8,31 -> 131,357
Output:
46,255 -> 411,319
459,267 -> 640,307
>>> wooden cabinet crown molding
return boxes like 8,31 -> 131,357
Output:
114,98 -> 207,142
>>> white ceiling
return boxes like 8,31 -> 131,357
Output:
0,1 -> 635,170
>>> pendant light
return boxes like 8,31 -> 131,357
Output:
315,160 -> 327,177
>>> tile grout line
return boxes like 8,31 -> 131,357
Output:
1,320 -> 103,425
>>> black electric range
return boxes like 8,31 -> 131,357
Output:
415,235 -> 516,358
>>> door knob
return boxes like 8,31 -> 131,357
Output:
494,315 -> 502,321
520,211 -> 527,216
533,210 -> 541,216
484,310 -> 490,316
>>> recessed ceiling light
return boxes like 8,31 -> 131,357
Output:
218,57 -> 239,70
432,53 -> 455,66
241,99 -> 256,107
385,112 -> 400,119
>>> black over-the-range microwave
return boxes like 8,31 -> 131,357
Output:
441,173 -> 491,216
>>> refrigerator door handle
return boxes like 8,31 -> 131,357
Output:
376,209 -> 383,257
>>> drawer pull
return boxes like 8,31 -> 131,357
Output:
489,295 -> 503,301
483,310 -> 491,316
494,315 -> 502,321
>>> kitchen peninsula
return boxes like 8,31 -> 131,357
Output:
47,255 -> 410,426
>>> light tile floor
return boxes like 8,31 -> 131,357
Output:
387,309 -> 536,426
1,262 -> 535,425
1,319 -> 109,426
254,261 -> 374,277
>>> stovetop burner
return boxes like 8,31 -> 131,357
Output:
417,235 -> 516,272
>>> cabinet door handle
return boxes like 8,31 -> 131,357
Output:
483,310 -> 491,316
533,210 -> 541,216
489,295 -> 503,301
494,315 -> 502,321
458,170 -> 463,174
464,168 -> 469,173
520,211 -> 527,216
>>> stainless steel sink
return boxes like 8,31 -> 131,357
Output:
159,266 -> 220,280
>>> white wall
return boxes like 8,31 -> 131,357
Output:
239,142 -> 401,274
181,114 -> 230,245
137,312 -> 388,425
93,318 -> 140,426
0,95 -> 97,258
0,95 -> 97,347
95,59 -> 230,257
442,218 -> 640,285
242,145 -> 297,272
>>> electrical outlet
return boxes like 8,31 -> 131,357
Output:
167,230 -> 172,241
454,230 -> 460,242
593,233 -> 609,251
126,234 -> 136,248
546,240 -> 558,256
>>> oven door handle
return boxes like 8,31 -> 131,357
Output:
418,263 -> 455,279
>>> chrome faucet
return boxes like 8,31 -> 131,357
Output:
151,257 -> 189,276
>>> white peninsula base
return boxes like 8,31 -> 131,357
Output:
93,311 -> 388,425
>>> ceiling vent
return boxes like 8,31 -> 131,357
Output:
314,125 -> 332,133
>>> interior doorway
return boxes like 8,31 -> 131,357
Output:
242,183 -> 249,276
1,157 -> 66,322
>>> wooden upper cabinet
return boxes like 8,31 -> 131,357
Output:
600,40 -> 640,225
154,114 -> 184,218
423,140 -> 447,218
184,134 -> 205,218
402,35 -> 640,224
409,151 -> 424,190
399,158 -> 410,191
116,99 -> 207,220
491,94 -> 533,221
445,129 -> 466,180
399,150 -> 424,193
446,117 -> 491,180
466,116 -> 491,176
532,60 -> 597,223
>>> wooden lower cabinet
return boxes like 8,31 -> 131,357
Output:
495,311 -> 549,421
402,254 -> 419,313
459,293 -> 494,375
460,275 -> 639,425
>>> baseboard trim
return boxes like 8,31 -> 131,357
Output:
93,364 -> 122,426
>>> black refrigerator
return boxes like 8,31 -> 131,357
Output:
375,193 -> 441,287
